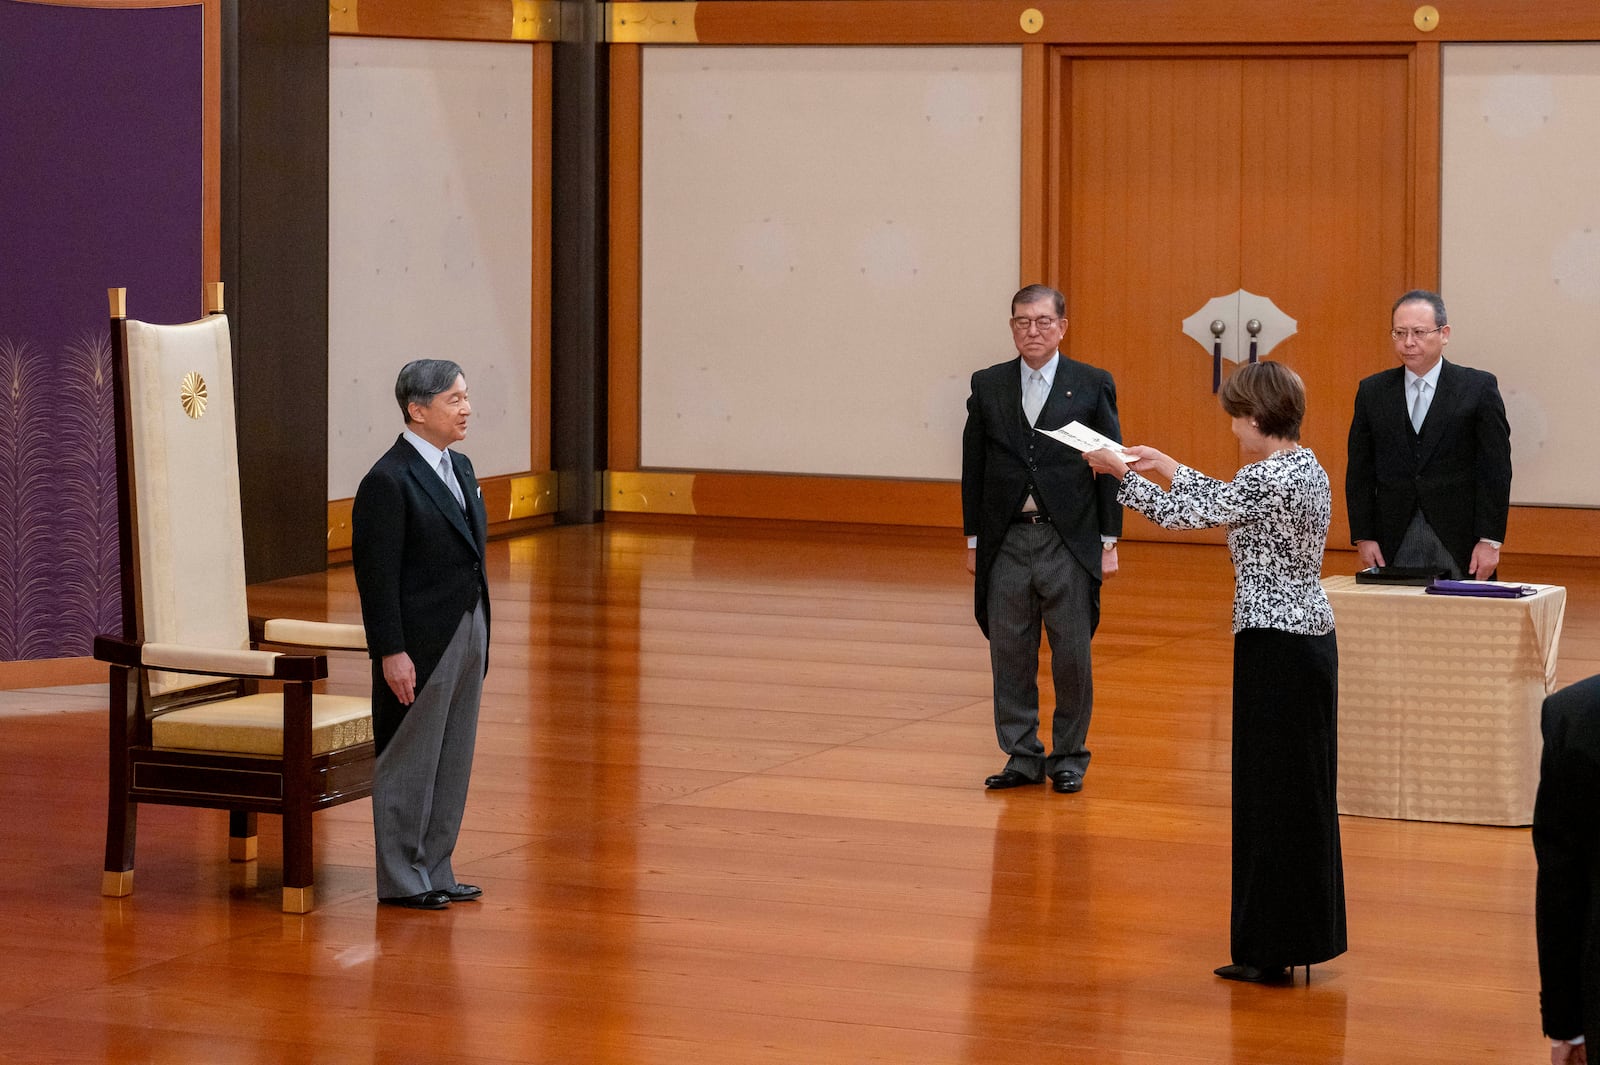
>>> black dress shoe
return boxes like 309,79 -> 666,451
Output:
984,769 -> 1042,790
379,891 -> 452,910
1213,963 -> 1289,983
1050,771 -> 1083,794
439,883 -> 483,902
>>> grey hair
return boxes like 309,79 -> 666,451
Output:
1012,284 -> 1066,318
1392,289 -> 1448,327
394,359 -> 466,422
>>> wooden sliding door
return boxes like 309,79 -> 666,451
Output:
1057,49 -> 1412,544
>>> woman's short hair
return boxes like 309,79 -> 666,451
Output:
1219,360 -> 1305,441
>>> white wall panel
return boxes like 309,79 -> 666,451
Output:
641,47 -> 1021,479
1443,43 -> 1600,507
328,37 -> 532,499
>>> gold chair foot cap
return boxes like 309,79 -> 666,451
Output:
229,836 -> 259,862
102,869 -> 134,897
282,886 -> 314,914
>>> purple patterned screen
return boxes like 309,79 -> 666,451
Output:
0,1 -> 203,660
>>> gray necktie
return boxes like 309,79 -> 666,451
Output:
439,453 -> 466,510
1410,379 -> 1431,432
1023,370 -> 1047,426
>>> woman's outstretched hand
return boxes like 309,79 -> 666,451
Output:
1122,445 -> 1178,480
1085,444 -> 1178,481
1083,447 -> 1129,478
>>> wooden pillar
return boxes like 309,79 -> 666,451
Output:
220,0 -> 330,581
551,1 -> 607,524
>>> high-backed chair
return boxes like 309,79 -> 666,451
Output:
95,285 -> 375,913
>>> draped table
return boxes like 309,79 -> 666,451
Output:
1321,575 -> 1567,826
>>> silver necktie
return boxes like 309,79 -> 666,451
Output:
439,453 -> 466,510
1023,370 -> 1047,426
1410,379 -> 1430,432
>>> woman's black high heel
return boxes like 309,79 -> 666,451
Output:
1213,963 -> 1290,983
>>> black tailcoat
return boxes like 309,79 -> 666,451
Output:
1346,359 -> 1511,575
960,355 -> 1122,637
1535,675 -> 1600,1045
352,436 -> 491,754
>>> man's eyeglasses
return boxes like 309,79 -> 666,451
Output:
1011,316 -> 1062,333
1390,326 -> 1444,342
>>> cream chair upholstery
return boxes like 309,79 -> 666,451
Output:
96,285 -> 375,914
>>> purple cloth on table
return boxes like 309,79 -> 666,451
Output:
1425,580 -> 1534,598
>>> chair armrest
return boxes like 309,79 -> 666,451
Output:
94,634 -> 142,667
143,642 -> 283,677
93,634 -> 326,682
254,617 -> 368,652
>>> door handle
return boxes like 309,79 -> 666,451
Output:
1210,319 -> 1226,394
1182,291 -> 1297,392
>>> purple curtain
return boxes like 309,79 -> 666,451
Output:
0,1 -> 204,659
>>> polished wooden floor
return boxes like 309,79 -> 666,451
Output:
5,520 -> 1599,1064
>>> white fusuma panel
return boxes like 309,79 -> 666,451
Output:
641,46 -> 1022,480
1443,43 -> 1600,507
329,36 -> 532,499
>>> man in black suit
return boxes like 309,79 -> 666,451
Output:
352,359 -> 491,910
1534,674 -> 1600,1064
961,284 -> 1122,794
1346,289 -> 1512,579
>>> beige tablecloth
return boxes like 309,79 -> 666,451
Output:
1322,575 -> 1566,826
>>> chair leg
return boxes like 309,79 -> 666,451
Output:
229,811 -> 259,862
104,667 -> 138,897
103,799 -> 137,897
281,682 -> 316,913
281,809 -> 315,914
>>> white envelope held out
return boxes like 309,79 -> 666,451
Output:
1036,420 -> 1136,463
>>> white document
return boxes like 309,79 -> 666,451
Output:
1036,420 -> 1135,461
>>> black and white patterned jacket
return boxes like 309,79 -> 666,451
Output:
1117,448 -> 1335,636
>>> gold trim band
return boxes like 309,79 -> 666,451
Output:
514,0 -> 561,40
329,0 -> 357,34
509,471 -> 558,519
604,471 -> 698,514
608,2 -> 698,43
